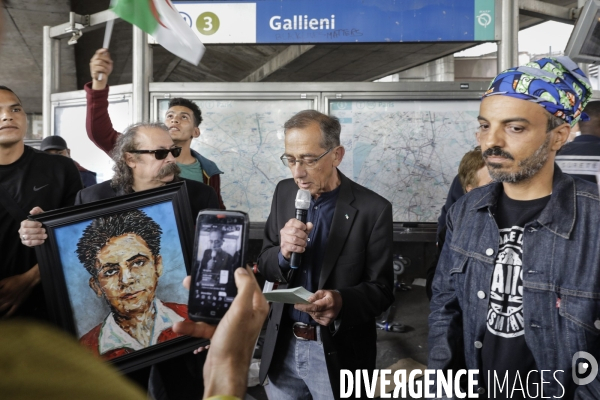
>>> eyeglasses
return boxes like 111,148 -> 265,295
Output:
128,147 -> 182,160
280,148 -> 333,169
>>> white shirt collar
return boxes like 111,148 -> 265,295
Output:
98,299 -> 185,355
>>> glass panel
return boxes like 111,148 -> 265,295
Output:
54,99 -> 130,184
158,99 -> 313,221
26,113 -> 43,140
330,100 -> 480,222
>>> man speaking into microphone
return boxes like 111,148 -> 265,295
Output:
258,110 -> 394,399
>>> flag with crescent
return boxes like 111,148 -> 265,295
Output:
111,0 -> 205,65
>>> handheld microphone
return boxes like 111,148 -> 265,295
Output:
289,189 -> 311,271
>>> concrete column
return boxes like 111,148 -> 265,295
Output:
425,55 -> 455,82
52,40 -> 61,92
132,27 -> 150,123
497,0 -> 518,73
146,44 -> 154,85
385,55 -> 455,82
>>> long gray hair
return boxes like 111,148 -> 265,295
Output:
110,122 -> 170,194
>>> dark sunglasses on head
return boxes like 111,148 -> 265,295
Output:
128,146 -> 182,160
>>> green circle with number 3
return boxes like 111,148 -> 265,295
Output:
196,12 -> 220,35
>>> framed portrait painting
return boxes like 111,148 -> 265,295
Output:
34,181 -> 207,373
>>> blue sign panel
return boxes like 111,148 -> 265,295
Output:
174,0 -> 496,44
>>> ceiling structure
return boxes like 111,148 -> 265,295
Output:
0,0 -> 579,113
1,0 -> 75,113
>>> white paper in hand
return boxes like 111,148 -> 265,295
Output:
263,286 -> 313,304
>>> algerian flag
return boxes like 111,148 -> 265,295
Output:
111,0 -> 205,65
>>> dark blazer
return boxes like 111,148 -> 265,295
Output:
199,249 -> 237,295
200,249 -> 233,271
75,178 -> 219,218
258,171 -> 394,399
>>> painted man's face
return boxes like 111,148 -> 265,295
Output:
90,233 -> 163,317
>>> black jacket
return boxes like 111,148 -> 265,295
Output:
75,178 -> 219,219
258,171 -> 394,399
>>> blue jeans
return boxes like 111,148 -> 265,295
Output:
265,324 -> 334,400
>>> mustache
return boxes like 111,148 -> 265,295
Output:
483,147 -> 514,161
156,162 -> 181,179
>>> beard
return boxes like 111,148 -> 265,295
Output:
156,162 -> 181,180
483,135 -> 551,183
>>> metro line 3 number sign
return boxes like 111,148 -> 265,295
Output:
196,12 -> 220,36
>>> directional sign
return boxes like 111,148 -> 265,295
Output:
173,0 -> 496,44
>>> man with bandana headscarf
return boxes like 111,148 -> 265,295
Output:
428,57 -> 600,399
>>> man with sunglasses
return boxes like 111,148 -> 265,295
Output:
73,122 -> 218,219
258,110 -> 394,399
20,122 -> 219,399
86,48 -> 225,209
20,122 -> 218,251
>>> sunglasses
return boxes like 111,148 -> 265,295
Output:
128,147 -> 182,160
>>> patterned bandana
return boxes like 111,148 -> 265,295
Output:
482,56 -> 593,127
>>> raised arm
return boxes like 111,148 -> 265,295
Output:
85,48 -> 120,155
173,267 -> 269,399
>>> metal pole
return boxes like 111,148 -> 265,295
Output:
42,26 -> 53,138
146,43 -> 154,118
497,0 -> 518,73
132,26 -> 149,122
146,44 -> 154,84
578,0 -> 589,77
52,39 -> 61,92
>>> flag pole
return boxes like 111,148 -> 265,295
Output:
97,19 -> 114,81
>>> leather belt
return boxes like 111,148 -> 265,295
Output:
293,322 -> 317,341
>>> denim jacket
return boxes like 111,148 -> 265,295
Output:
429,166 -> 600,399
